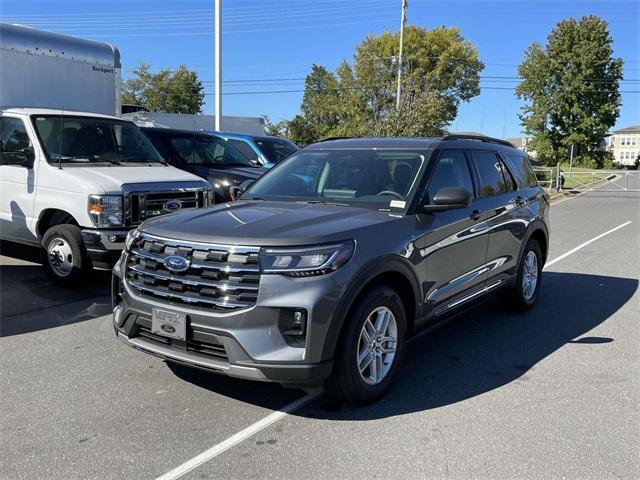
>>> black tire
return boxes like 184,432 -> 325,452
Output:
41,224 -> 89,285
325,286 -> 406,405
506,238 -> 543,311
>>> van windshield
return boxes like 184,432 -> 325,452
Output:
244,149 -> 425,211
32,115 -> 165,166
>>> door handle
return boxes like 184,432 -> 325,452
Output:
470,209 -> 482,221
514,195 -> 526,206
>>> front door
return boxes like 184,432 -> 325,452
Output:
413,149 -> 489,320
0,116 -> 38,243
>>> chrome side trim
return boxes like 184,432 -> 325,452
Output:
438,280 -> 504,314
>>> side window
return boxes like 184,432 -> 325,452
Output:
147,137 -> 173,163
471,151 -> 515,197
228,139 -> 258,162
1,117 -> 31,152
507,153 -> 538,188
427,150 -> 475,203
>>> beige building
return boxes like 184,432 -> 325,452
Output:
609,125 -> 640,166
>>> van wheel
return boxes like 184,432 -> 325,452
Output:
507,239 -> 543,311
42,224 -> 89,285
325,286 -> 406,405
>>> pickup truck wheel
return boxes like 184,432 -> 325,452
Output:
506,239 -> 543,311
42,224 -> 89,285
325,286 -> 406,405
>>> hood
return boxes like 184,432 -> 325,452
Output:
52,165 -> 206,194
141,200 -> 402,246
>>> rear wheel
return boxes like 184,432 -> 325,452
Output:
42,224 -> 89,285
506,239 -> 543,311
325,286 -> 406,405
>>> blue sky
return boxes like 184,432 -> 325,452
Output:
1,0 -> 638,138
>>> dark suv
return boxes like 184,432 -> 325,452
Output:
141,128 -> 266,202
112,135 -> 549,404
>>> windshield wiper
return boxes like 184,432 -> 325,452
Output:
302,200 -> 350,207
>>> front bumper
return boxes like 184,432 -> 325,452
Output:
81,229 -> 130,270
111,256 -> 355,386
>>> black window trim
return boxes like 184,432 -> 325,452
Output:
468,148 -> 517,198
419,148 -> 479,206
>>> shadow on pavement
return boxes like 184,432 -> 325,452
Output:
1,240 -> 112,337
168,271 -> 637,419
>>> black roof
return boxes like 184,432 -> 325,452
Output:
305,135 -> 517,151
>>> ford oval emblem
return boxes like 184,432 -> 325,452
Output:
164,255 -> 190,272
163,200 -> 182,212
161,324 -> 176,334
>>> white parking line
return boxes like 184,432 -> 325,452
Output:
544,220 -> 632,270
155,392 -> 319,480
155,220 -> 632,480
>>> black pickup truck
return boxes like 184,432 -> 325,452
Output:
142,128 -> 266,202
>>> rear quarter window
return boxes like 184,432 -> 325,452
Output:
506,153 -> 539,188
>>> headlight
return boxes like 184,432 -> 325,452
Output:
124,227 -> 142,251
260,241 -> 355,277
88,195 -> 123,227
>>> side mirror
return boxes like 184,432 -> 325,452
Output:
229,179 -> 255,201
421,187 -> 472,212
0,146 -> 35,168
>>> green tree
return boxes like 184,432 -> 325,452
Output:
516,16 -> 623,167
122,63 -> 204,114
295,26 -> 483,141
262,115 -> 288,137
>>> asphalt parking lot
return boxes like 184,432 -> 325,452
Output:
1,184 -> 638,480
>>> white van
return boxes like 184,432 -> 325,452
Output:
0,24 -> 212,283
0,108 -> 212,283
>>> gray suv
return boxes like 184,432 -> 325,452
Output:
112,135 -> 549,404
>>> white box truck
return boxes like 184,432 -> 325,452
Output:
0,24 -> 213,284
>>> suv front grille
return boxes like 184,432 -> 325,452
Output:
125,234 -> 260,311
126,190 -> 205,225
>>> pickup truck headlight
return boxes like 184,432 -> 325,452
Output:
260,241 -> 355,277
88,195 -> 123,227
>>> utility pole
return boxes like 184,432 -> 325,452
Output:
214,0 -> 222,131
396,0 -> 408,110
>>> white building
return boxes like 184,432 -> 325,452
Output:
609,125 -> 640,166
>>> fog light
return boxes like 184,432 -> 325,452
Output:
108,234 -> 118,243
284,309 -> 306,336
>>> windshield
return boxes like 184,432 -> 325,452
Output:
32,115 -> 164,165
244,149 -> 425,211
253,138 -> 297,164
169,135 -> 254,167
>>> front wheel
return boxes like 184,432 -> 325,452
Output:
325,286 -> 406,405
41,224 -> 89,285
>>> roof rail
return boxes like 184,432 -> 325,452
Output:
442,134 -> 514,148
317,136 -> 353,142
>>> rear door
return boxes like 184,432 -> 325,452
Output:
414,149 -> 490,319
469,150 -> 526,288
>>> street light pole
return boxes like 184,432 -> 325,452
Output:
396,0 -> 408,110
214,0 -> 222,131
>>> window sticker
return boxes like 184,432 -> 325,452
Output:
390,200 -> 406,209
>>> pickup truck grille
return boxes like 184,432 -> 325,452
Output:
125,190 -> 206,226
125,234 -> 260,311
